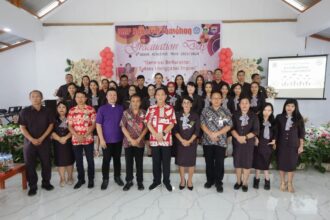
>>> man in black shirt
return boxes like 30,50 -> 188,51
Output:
19,90 -> 55,196
231,70 -> 251,97
251,73 -> 267,98
136,75 -> 148,99
211,68 -> 229,92
118,74 -> 130,104
56,73 -> 74,99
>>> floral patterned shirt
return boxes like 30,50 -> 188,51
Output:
67,105 -> 96,145
145,104 -> 177,147
120,109 -> 147,148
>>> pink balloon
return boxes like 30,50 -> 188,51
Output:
104,47 -> 111,53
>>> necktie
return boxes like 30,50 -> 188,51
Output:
263,121 -> 271,139
285,115 -> 293,131
240,114 -> 249,126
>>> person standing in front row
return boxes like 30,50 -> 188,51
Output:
201,91 -> 232,193
96,88 -> 125,190
174,96 -> 200,191
120,95 -> 148,191
19,90 -> 55,196
252,103 -> 276,190
275,99 -> 305,193
231,97 -> 259,192
67,91 -> 96,189
145,88 -> 177,191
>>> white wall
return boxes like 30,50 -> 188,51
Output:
0,43 -> 37,108
1,0 -> 329,125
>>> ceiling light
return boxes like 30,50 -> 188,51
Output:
3,27 -> 11,32
37,1 -> 59,17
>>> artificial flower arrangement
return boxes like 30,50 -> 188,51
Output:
0,124 -> 24,163
300,122 -> 330,173
232,58 -> 264,83
65,58 -> 101,85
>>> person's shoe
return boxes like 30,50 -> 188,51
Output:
204,182 -> 214,189
149,182 -> 161,190
88,180 -> 94,189
74,180 -> 86,189
28,188 -> 37,196
67,178 -> 74,185
137,182 -> 145,191
253,177 -> 260,189
179,180 -> 186,190
287,182 -> 295,193
123,182 -> 134,191
41,183 -> 54,191
216,184 -> 223,193
101,179 -> 109,190
242,185 -> 248,192
234,182 -> 242,190
60,180 -> 65,187
264,179 -> 271,190
164,183 -> 173,192
280,181 -> 287,192
114,176 -> 124,186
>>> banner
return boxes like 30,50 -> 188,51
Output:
115,21 -> 221,85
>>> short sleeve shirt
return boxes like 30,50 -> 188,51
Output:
120,109 -> 147,148
145,104 -> 177,147
67,105 -> 96,145
201,106 -> 233,147
19,106 -> 55,147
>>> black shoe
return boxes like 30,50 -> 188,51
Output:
149,182 -> 161,190
88,180 -> 94,189
216,184 -> 223,193
187,185 -> 194,191
264,179 -> 271,190
253,177 -> 260,189
28,188 -> 37,196
41,183 -> 54,191
101,180 -> 109,190
74,180 -> 86,189
114,176 -> 124,186
242,185 -> 248,192
138,182 -> 145,191
234,182 -> 242,190
179,180 -> 186,190
123,182 -> 133,191
164,183 -> 173,192
204,182 -> 214,189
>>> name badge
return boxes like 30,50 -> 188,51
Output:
159,118 -> 170,124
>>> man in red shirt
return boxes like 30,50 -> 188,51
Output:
67,91 -> 96,189
145,88 -> 176,191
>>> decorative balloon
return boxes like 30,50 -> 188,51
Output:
99,47 -> 114,78
218,48 -> 233,84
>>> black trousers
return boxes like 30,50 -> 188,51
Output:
23,142 -> 52,189
152,146 -> 171,184
203,145 -> 226,185
102,142 -> 122,180
125,146 -> 144,183
73,143 -> 95,182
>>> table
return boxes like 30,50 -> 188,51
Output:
0,164 -> 27,190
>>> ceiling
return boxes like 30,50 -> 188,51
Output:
7,0 -> 67,18
282,0 -> 321,12
0,30 -> 31,52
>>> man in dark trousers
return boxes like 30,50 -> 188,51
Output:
19,90 -> 55,196
136,75 -> 148,99
55,73 -> 74,99
211,68 -> 229,92
118,74 -> 130,104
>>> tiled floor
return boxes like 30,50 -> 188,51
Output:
1,168 -> 330,220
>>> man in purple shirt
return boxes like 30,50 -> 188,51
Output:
96,88 -> 124,190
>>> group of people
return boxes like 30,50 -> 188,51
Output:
18,68 -> 305,197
